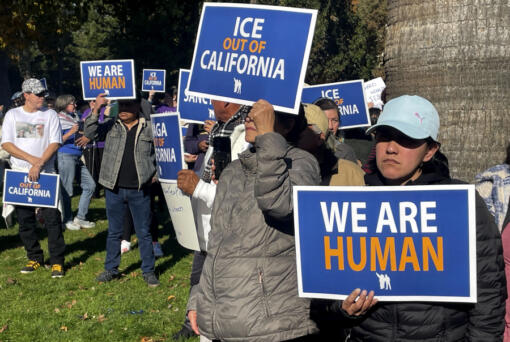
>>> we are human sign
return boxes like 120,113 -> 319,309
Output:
293,185 -> 476,302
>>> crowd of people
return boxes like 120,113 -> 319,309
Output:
1,77 -> 509,341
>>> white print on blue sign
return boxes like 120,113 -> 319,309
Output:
80,59 -> 136,100
301,80 -> 371,129
142,69 -> 166,92
3,170 -> 60,208
293,185 -> 477,303
177,69 -> 214,124
151,112 -> 185,183
187,3 -> 317,114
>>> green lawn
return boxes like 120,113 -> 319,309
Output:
0,193 -> 198,342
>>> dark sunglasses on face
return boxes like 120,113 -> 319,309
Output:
33,91 -> 48,98
375,127 -> 427,149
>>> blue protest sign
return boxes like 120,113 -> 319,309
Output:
177,69 -> 215,123
142,69 -> 166,92
293,185 -> 477,302
3,170 -> 60,208
187,3 -> 317,114
151,113 -> 185,182
80,59 -> 136,100
302,80 -> 371,129
39,78 -> 48,90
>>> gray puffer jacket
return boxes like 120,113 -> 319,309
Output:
84,113 -> 156,190
196,132 -> 321,342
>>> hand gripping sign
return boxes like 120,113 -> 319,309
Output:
80,59 -> 136,100
187,3 -> 317,114
177,69 -> 214,123
142,69 -> 166,92
302,80 -> 371,129
3,170 -> 60,208
151,112 -> 185,183
293,185 -> 477,302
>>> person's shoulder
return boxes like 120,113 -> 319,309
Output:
39,107 -> 58,117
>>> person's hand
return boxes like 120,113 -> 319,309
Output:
249,99 -> 275,135
151,176 -> 158,184
188,310 -> 199,335
93,93 -> 108,113
28,164 -> 42,182
198,140 -> 209,152
177,170 -> 200,195
148,90 -> 155,102
68,124 -> 79,135
75,136 -> 91,147
184,153 -> 198,163
341,288 -> 377,316
204,120 -> 215,133
367,102 -> 374,109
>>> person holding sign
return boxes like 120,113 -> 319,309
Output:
193,100 -> 321,341
84,93 -> 159,288
1,78 -> 65,278
339,95 -> 505,341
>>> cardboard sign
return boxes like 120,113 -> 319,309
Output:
151,113 -> 185,182
293,185 -> 477,302
187,3 -> 317,114
177,69 -> 215,123
364,77 -> 386,110
302,80 -> 371,129
80,59 -> 136,100
160,183 -> 200,251
3,170 -> 60,208
142,69 -> 166,92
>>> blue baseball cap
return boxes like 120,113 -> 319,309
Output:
366,95 -> 440,142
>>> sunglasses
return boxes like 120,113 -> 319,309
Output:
33,91 -> 48,98
375,127 -> 427,149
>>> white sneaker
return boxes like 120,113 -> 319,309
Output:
65,220 -> 80,231
73,217 -> 96,229
121,240 -> 131,254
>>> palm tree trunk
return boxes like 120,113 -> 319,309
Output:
384,0 -> 510,181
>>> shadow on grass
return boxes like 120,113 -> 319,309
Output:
64,229 -> 109,268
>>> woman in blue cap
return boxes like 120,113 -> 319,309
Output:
338,95 -> 505,341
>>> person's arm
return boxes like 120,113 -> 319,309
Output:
249,101 -> 320,220
466,193 -> 506,340
62,124 -> 79,143
84,93 -> 110,141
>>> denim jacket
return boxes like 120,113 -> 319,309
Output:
84,113 -> 156,190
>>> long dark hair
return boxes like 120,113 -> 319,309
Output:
274,104 -> 307,146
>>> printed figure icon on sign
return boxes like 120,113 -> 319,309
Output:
376,273 -> 392,290
234,78 -> 242,94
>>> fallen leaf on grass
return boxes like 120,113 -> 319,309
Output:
97,314 -> 106,323
140,337 -> 153,342
168,275 -> 175,281
130,272 -> 139,278
94,257 -> 102,261
0,325 -> 8,333
6,278 -> 16,285
167,295 -> 175,301
54,308 -> 60,313
88,233 -> 95,237
79,313 -> 89,320
60,326 -> 68,332
72,299 -> 77,305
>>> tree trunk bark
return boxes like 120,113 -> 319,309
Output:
384,0 -> 510,181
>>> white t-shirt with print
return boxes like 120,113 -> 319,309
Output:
1,106 -> 62,172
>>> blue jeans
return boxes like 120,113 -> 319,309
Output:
104,187 -> 155,274
58,153 -> 96,222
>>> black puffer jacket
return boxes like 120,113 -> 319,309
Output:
345,169 -> 506,342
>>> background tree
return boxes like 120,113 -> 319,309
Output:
384,0 -> 510,181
